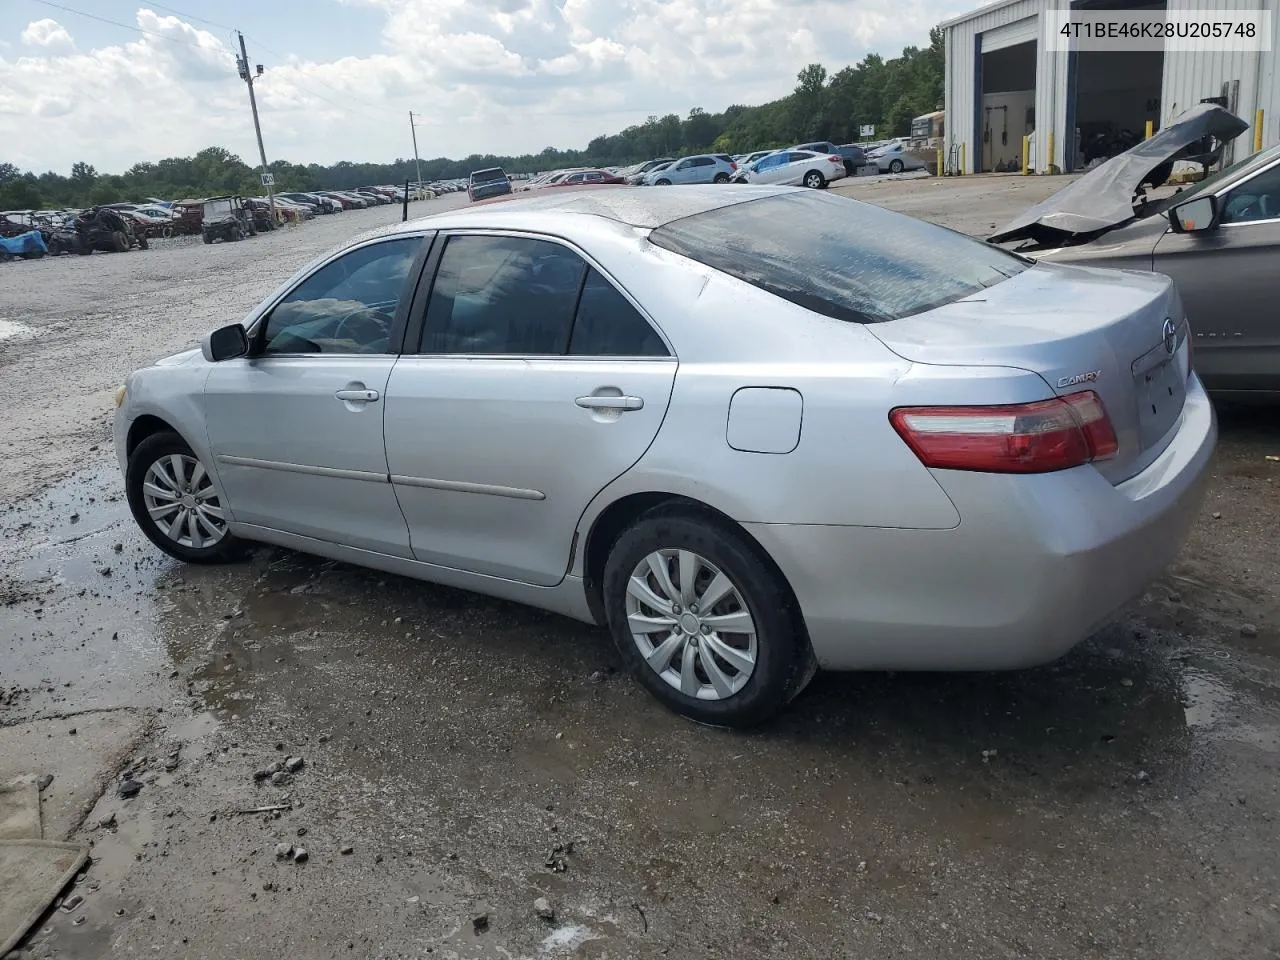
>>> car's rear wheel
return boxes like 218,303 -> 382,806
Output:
603,511 -> 811,728
126,431 -> 245,565
111,231 -> 129,252
803,170 -> 825,189
889,159 -> 905,174
713,173 -> 730,184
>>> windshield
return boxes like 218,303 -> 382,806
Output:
649,192 -> 1030,324
203,200 -> 233,217
471,169 -> 506,184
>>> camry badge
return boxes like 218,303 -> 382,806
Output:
1162,317 -> 1177,354
1058,370 -> 1102,388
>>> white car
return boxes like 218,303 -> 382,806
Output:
868,142 -> 926,174
729,150 -> 846,189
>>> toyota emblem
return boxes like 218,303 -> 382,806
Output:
1162,318 -> 1177,354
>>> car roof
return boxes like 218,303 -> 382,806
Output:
382,183 -> 797,233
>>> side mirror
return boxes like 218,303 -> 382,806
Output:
1169,194 -> 1219,234
202,323 -> 248,362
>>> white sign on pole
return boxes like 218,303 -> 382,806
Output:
859,124 -> 876,137
261,172 -> 275,186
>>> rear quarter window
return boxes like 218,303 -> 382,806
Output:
648,192 -> 1030,324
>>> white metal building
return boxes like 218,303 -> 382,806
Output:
942,0 -> 1280,174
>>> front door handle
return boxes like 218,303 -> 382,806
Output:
336,388 -> 380,402
576,395 -> 644,411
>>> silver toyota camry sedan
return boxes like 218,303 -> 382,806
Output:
113,185 -> 1216,727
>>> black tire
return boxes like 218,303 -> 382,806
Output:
233,226 -> 244,241
803,170 -> 825,189
202,231 -> 213,244
888,159 -> 904,174
111,231 -> 129,252
126,431 -> 246,565
713,172 -> 730,184
137,235 -> 148,250
602,510 -> 811,728
655,179 -> 671,186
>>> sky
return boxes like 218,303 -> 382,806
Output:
0,0 -> 969,176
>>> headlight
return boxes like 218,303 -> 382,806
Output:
114,384 -> 128,408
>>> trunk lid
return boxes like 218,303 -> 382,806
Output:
868,262 -> 1192,484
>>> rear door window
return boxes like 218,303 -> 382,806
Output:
648,192 -> 1029,324
421,235 -> 587,355
569,270 -> 668,357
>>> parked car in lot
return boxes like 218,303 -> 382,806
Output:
990,102 -> 1280,400
739,150 -> 778,168
644,154 -> 737,185
866,141 -> 926,174
789,141 -> 866,176
551,169 -> 627,187
113,184 -> 1215,727
730,149 -> 846,188
468,167 -> 513,202
625,158 -> 675,185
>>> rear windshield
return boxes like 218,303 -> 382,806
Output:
471,169 -> 506,184
648,192 -> 1029,324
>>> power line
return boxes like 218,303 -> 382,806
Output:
26,0 -> 218,50
140,1 -> 235,32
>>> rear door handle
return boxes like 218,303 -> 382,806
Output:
336,388 -> 380,402
575,395 -> 644,411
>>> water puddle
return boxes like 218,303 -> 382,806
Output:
1182,667 -> 1280,751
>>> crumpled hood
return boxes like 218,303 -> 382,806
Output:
988,103 -> 1249,246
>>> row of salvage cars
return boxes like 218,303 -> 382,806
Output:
111,103 -> 1275,728
0,206 -> 148,259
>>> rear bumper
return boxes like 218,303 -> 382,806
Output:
747,375 -> 1217,671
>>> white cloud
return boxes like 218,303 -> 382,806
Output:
20,18 -> 74,50
1,0 -> 966,174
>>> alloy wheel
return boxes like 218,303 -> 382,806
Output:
624,549 -> 758,700
141,454 -> 227,549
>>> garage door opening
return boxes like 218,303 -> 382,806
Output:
979,40 -> 1036,173
1070,0 -> 1166,169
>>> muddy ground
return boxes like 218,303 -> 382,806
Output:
2,178 -> 1278,960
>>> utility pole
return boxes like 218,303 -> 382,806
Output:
236,31 -> 277,226
409,112 -> 423,197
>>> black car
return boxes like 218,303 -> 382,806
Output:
792,141 -> 867,177
468,168 -> 512,202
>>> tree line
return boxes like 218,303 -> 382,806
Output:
1,30 -> 942,210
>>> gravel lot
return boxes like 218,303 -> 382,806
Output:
1,179 -> 1277,960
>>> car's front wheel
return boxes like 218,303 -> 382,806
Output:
126,431 -> 245,564
654,179 -> 672,186
603,510 -> 812,728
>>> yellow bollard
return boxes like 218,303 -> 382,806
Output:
937,146 -> 943,177
1022,134 -> 1030,175
1047,131 -> 1055,174
960,142 -> 966,175
1256,109 -> 1265,153
1145,120 -> 1154,140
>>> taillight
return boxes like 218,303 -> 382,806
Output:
888,390 -> 1118,474
828,155 -> 842,163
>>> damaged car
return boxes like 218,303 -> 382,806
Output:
989,103 -> 1279,400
